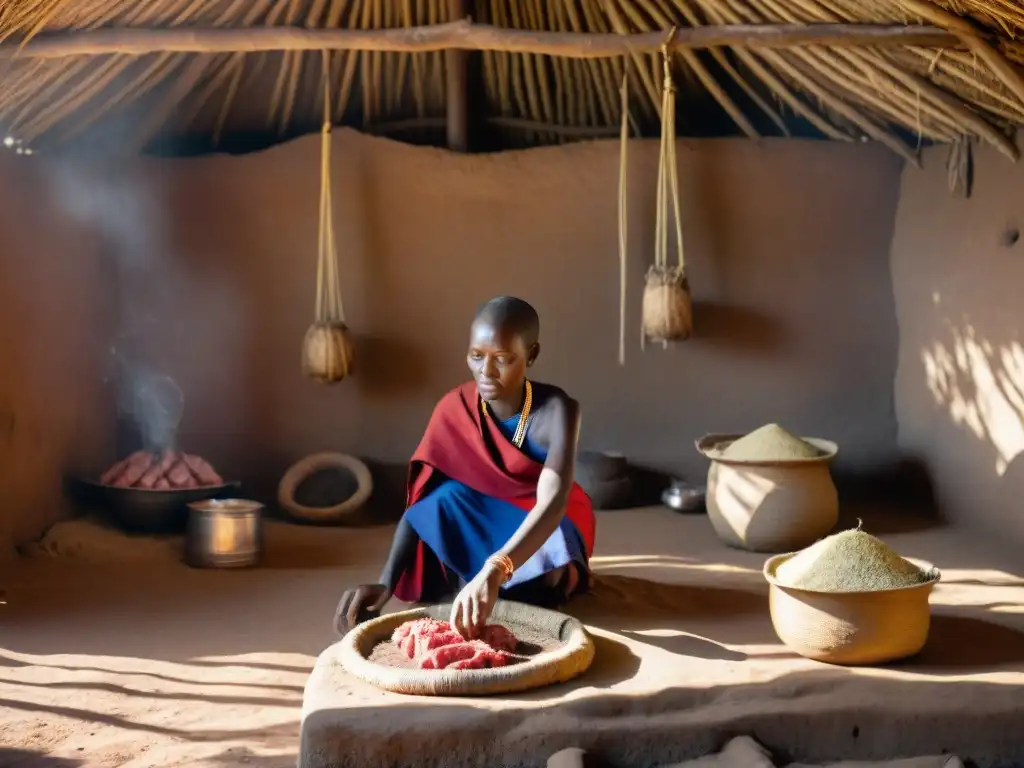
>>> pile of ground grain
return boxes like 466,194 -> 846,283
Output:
775,528 -> 932,592
721,424 -> 823,462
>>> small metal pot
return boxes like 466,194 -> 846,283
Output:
184,498 -> 264,569
662,480 -> 707,513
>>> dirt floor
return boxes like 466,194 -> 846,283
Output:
2,506 -> 1022,768
0,518 -> 392,768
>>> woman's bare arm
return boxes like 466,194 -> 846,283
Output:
493,394 -> 580,570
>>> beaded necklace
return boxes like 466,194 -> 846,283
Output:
481,380 -> 533,449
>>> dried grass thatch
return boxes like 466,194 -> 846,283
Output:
0,0 -> 1021,161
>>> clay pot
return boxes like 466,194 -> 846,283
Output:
302,322 -> 354,384
696,433 -> 839,553
642,266 -> 692,343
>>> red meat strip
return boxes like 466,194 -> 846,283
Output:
167,459 -> 196,489
392,618 -> 446,645
480,625 -> 519,653
183,454 -> 223,486
391,618 -> 452,659
112,452 -> 155,488
414,629 -> 464,658
137,451 -> 178,490
101,456 -> 131,485
391,618 -> 520,663
418,641 -> 513,670
154,477 -> 171,490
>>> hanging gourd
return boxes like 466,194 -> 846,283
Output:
641,38 -> 693,347
302,50 -> 354,384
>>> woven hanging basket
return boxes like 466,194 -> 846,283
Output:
302,322 -> 354,384
642,265 -> 692,343
303,51 -> 352,385
338,601 -> 596,697
763,553 -> 941,665
640,38 -> 693,349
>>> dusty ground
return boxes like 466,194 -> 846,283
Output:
2,507 -> 1022,768
0,519 -> 394,768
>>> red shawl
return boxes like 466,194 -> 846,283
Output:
394,381 -> 595,603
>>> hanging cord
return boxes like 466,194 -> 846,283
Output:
654,29 -> 684,276
643,29 -> 684,351
617,73 -> 629,367
315,49 -> 346,325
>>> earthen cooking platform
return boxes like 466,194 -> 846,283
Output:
300,508 -> 1024,768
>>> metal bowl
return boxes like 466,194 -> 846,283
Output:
185,498 -> 264,569
662,480 -> 707,513
74,479 -> 241,534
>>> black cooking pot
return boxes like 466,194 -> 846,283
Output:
72,478 -> 242,535
575,451 -> 634,509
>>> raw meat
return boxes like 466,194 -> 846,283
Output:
167,459 -> 196,489
480,624 -> 518,653
99,451 -> 224,490
100,456 -> 131,485
112,452 -> 154,488
390,617 -> 520,668
418,640 -> 513,670
392,618 -> 453,659
182,454 -> 224,486
138,451 -> 178,490
414,628 -> 464,658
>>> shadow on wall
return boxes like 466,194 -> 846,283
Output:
352,334 -> 432,400
689,300 -> 788,356
831,458 -> 937,511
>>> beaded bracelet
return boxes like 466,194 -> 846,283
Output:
487,554 -> 515,584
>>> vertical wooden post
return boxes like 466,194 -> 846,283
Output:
445,0 -> 469,152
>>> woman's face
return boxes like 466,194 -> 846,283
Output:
466,319 -> 537,402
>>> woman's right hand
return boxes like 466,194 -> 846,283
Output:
333,583 -> 392,637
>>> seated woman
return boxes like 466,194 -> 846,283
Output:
335,296 -> 595,639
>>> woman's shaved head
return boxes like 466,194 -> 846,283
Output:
467,297 -> 541,403
471,296 -> 540,348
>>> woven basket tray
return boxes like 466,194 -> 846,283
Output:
338,600 -> 596,696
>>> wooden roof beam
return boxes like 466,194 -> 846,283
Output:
0,20 -> 961,61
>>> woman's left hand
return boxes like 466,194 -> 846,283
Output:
450,561 -> 505,639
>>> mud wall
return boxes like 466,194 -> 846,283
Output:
891,138 -> 1024,542
0,155 -> 114,558
0,131 -> 904,552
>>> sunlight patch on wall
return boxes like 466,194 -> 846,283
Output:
922,322 -> 1024,476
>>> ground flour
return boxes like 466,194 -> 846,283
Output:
775,528 -> 931,592
721,424 -> 822,461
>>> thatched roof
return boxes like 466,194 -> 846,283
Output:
1,0 -> 1023,164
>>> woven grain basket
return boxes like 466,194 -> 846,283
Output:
763,553 -> 942,666
339,601 -> 595,696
